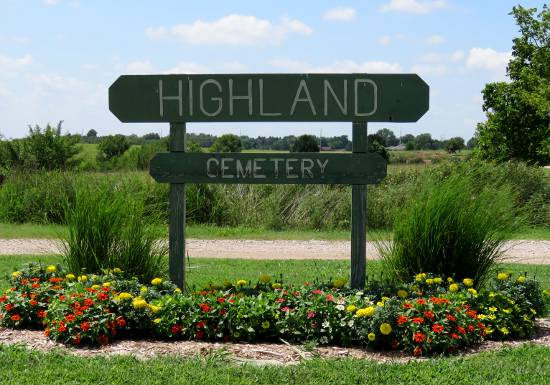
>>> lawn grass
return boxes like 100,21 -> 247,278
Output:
1,223 -> 547,240
0,343 -> 548,385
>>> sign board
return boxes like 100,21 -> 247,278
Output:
150,152 -> 387,185
109,74 -> 429,123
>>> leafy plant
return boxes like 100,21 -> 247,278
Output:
97,134 -> 130,162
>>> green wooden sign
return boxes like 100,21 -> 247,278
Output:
109,74 -> 429,123
149,152 -> 387,185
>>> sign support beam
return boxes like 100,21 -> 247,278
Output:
351,121 -> 368,289
169,122 -> 186,290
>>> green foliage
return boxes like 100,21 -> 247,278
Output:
367,134 -> 389,160
86,129 -> 97,138
476,5 -> 550,165
61,182 -> 166,281
444,137 -> 465,153
378,169 -> 520,285
97,134 -> 130,162
376,128 -> 398,147
290,134 -> 319,152
210,134 -> 242,152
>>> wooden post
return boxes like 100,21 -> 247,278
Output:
169,122 -> 186,290
351,121 -> 368,289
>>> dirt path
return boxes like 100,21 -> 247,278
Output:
1,239 -> 550,264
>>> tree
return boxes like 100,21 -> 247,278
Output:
415,133 -> 434,150
86,129 -> 97,138
367,134 -> 389,160
210,134 -> 242,152
466,137 -> 478,149
142,132 -> 160,140
97,134 -> 130,161
290,135 -> 319,152
444,137 -> 465,153
376,128 -> 399,147
476,5 -> 550,165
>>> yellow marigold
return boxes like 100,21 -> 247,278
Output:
149,305 -> 161,313
174,288 -> 182,294
497,272 -> 509,281
425,278 -> 434,285
485,327 -> 494,334
102,282 -> 111,287
140,286 -> 148,293
376,301 -> 385,307
447,277 -> 454,283
46,265 -> 57,273
271,283 -> 282,289
467,288 -> 477,296
346,305 -> 357,313
78,275 -> 88,283
356,306 -> 376,318
367,332 -> 376,341
463,278 -> 474,287
397,290 -> 408,298
118,292 -> 133,301
379,323 -> 392,335
259,274 -> 272,283
488,306 -> 497,312
516,276 -> 526,284
502,308 -> 512,314
488,314 -> 496,320
151,278 -> 163,286
478,314 -> 487,320
11,271 -> 22,278
449,284 -> 459,292
133,298 -> 148,310
91,284 -> 100,290
153,318 -> 161,324
433,277 -> 443,284
113,268 -> 122,274
236,279 -> 247,286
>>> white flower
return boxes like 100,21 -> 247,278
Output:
322,320 -> 330,328
348,320 -> 355,327
336,304 -> 345,311
320,336 -> 329,344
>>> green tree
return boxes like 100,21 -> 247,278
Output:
290,134 -> 319,152
476,5 -> 550,165
86,129 -> 97,138
367,133 -> 389,160
97,134 -> 130,161
376,128 -> 398,147
210,134 -> 242,152
414,133 -> 434,150
444,137 -> 465,153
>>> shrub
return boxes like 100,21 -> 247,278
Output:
61,182 -> 167,281
97,135 -> 130,162
378,169 -> 520,285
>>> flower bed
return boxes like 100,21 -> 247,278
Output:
1,263 -> 548,357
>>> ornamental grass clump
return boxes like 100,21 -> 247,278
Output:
378,169 -> 520,286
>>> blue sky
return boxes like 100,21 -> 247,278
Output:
0,0 -> 544,140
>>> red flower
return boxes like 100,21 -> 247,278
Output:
423,310 -> 435,320
416,299 -> 427,305
228,299 -> 235,304
307,311 -> 316,319
412,317 -> 425,324
413,347 -> 422,357
44,328 -> 50,337
98,334 -> 109,345
4,303 -> 14,311
58,322 -> 67,333
397,315 -> 409,325
31,283 -> 40,289
116,317 -> 127,328
195,330 -> 205,340
466,310 -> 478,319
451,333 -> 460,340
59,295 -> 66,301
275,298 -> 285,303
29,299 -> 38,307
199,303 -> 211,313
457,326 -> 466,335
0,296 -> 6,303
80,322 -> 90,331
97,292 -> 109,301
413,332 -> 426,343
171,324 -> 182,334
281,306 -> 290,312
20,279 -> 29,285
403,302 -> 413,309
219,309 -> 226,315
65,314 -> 76,322
10,314 -> 21,322
31,277 -> 40,282
84,299 -> 94,306
37,310 -> 47,318
432,324 -> 444,333
446,314 -> 456,322
430,297 -> 449,305
101,286 -> 110,292
72,334 -> 81,345
467,324 -> 475,332
293,291 -> 300,297
311,289 -> 323,295
326,294 -> 334,302
197,321 -> 206,328
217,298 -> 225,303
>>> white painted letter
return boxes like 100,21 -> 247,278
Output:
159,79 -> 183,117
354,79 -> 377,117
236,160 -> 252,178
206,158 -> 219,178
259,79 -> 282,117
316,159 -> 328,177
286,158 -> 299,178
199,79 -> 223,117
253,158 -> 266,179
221,158 -> 234,179
301,159 -> 314,178
290,80 -> 317,116
324,80 -> 347,116
229,79 -> 253,116
272,158 -> 284,178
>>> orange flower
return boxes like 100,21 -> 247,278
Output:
57,322 -> 66,333
432,324 -> 444,333
10,314 -> 21,322
413,332 -> 426,343
412,317 -> 425,324
423,310 -> 435,320
397,315 -> 409,325
416,299 -> 427,305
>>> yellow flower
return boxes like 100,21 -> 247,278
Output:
11,271 -> 22,278
259,274 -> 271,283
113,268 -> 122,274
153,318 -> 161,324
415,273 -> 424,282
516,276 -> 526,284
463,278 -> 474,287
447,277 -> 454,283
467,288 -> 477,296
543,290 -> 550,297
46,265 -> 57,273
376,301 -> 385,307
149,305 -> 161,313
497,272 -> 509,281
174,288 -> 182,294
425,278 -> 434,285
397,290 -> 408,299
236,279 -> 247,286
488,314 -> 497,320
356,306 -> 376,318
118,292 -> 133,301
380,323 -> 392,335
133,298 -> 148,309
530,308 -> 537,315
478,314 -> 487,320
140,286 -> 148,293
499,327 -> 510,335
78,275 -> 88,283
485,327 -> 494,335
271,283 -> 282,290
449,284 -> 459,292
151,278 -> 163,286
433,277 -> 443,284
488,306 -> 497,313
411,285 -> 419,291
102,282 -> 111,287
489,292 -> 496,298
346,305 -> 357,313
91,284 -> 100,290
261,321 -> 270,329
502,308 -> 512,314
332,278 -> 347,288
367,332 -> 376,341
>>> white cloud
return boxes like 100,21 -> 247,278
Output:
268,59 -> 403,73
323,7 -> 357,21
378,35 -> 392,46
425,34 -> 445,45
163,62 -> 209,74
380,0 -> 447,14
124,60 -> 154,74
411,64 -> 448,76
466,48 -> 511,71
450,50 -> 465,61
0,54 -> 33,78
147,15 -> 312,46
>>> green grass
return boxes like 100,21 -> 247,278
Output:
1,222 -> 548,240
0,343 -> 548,385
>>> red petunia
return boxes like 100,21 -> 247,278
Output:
432,324 -> 444,333
413,332 -> 426,343
397,315 -> 409,325
412,317 -> 425,324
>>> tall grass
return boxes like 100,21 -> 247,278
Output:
377,169 -> 521,286
62,182 -> 166,281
